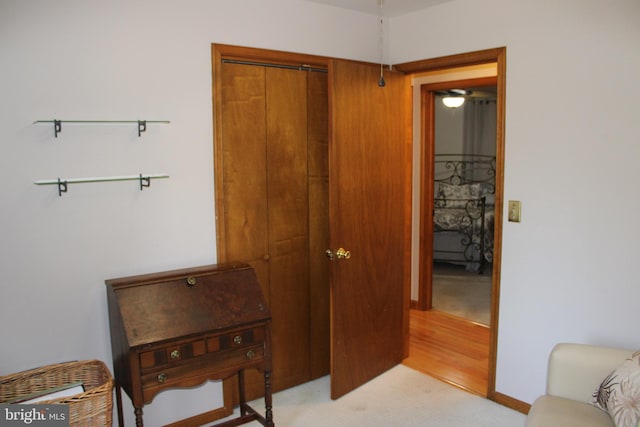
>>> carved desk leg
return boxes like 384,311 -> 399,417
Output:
264,369 -> 274,427
134,406 -> 144,427
115,384 -> 125,427
238,369 -> 247,417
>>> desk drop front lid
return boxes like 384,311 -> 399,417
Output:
105,263 -> 270,349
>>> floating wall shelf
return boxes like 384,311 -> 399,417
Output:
34,120 -> 170,138
35,173 -> 170,197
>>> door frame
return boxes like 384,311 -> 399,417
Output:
213,44 -> 411,400
395,47 -> 506,399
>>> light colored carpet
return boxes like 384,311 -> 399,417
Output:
230,365 -> 525,427
433,263 -> 492,325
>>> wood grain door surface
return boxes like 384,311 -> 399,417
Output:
218,61 -> 326,396
328,59 -> 409,399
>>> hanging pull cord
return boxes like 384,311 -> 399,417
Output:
379,63 -> 386,87
378,1 -> 386,87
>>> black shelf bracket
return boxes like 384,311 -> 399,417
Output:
57,178 -> 68,196
139,174 -> 151,190
54,120 -> 62,138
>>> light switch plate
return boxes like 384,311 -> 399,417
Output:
508,200 -> 521,222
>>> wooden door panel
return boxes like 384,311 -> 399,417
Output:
329,60 -> 409,399
217,59 -> 331,396
307,71 -> 331,379
219,62 -> 274,400
220,62 -> 270,301
265,67 -> 311,391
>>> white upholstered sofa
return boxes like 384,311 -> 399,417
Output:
526,343 -> 637,427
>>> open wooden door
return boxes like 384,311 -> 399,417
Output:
328,59 -> 411,399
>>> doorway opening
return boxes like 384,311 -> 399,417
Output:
428,79 -> 497,327
396,48 -> 506,399
405,77 -> 497,397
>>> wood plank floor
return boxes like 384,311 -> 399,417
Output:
403,309 -> 490,396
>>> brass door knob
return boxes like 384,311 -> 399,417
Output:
246,350 -> 255,359
157,373 -> 167,383
335,248 -> 351,260
325,248 -> 352,260
170,349 -> 180,359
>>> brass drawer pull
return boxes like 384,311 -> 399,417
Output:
186,277 -> 196,287
233,335 -> 243,345
157,373 -> 167,383
246,350 -> 255,360
170,349 -> 180,359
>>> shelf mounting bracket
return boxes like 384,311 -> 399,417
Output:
54,120 -> 62,138
139,174 -> 151,190
57,178 -> 68,197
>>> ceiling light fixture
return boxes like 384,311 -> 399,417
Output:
442,96 -> 465,108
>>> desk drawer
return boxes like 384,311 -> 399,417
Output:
139,339 -> 207,371
141,344 -> 265,402
139,326 -> 265,373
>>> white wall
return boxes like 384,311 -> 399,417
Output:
434,101 -> 465,154
392,0 -> 640,404
2,0 -> 639,419
0,0 -> 377,424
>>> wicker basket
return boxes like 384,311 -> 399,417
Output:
0,359 -> 113,427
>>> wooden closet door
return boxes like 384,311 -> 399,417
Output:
265,66 -> 311,391
217,60 -> 329,397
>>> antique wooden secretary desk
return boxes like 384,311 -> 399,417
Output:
106,262 -> 274,427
